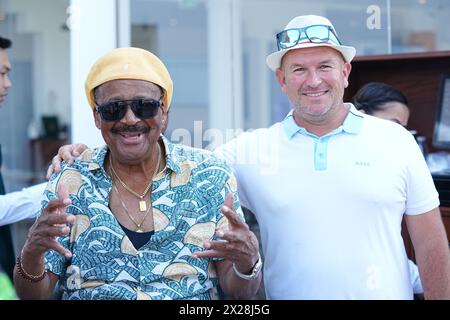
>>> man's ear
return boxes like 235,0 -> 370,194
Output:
276,68 -> 288,93
342,62 -> 352,88
161,109 -> 169,133
93,109 -> 101,129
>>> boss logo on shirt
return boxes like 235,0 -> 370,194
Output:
355,161 -> 370,167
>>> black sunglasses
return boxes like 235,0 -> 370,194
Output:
96,98 -> 162,121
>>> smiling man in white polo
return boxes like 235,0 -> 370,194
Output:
216,14 -> 450,299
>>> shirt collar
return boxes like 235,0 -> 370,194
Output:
342,104 -> 364,134
160,135 -> 181,174
282,103 -> 364,139
87,134 -> 182,174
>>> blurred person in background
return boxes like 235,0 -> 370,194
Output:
352,82 -> 409,127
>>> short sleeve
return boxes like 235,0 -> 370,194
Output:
404,133 -> 440,215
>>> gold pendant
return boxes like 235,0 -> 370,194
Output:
139,200 -> 147,212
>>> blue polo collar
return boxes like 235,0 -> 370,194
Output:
282,103 -> 364,139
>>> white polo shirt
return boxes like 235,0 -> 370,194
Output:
215,104 -> 439,299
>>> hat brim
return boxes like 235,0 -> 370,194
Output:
266,43 -> 356,71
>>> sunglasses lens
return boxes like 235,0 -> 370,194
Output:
278,29 -> 301,49
305,25 -> 330,43
98,102 -> 126,121
131,99 -> 161,119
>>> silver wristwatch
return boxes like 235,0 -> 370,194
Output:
232,253 -> 263,280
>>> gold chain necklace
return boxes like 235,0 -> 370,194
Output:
109,143 -> 161,212
112,183 -> 152,232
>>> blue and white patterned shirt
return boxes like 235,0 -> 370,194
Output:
43,135 -> 242,300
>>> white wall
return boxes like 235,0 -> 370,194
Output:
70,0 -> 117,147
206,0 -> 243,138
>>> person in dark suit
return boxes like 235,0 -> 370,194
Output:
0,35 -> 15,285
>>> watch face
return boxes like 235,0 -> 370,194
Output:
248,254 -> 262,277
253,257 -> 262,274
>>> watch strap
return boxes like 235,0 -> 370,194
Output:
232,253 -> 262,280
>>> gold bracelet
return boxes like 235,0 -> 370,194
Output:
16,251 -> 46,283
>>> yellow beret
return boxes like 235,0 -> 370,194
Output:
85,47 -> 173,111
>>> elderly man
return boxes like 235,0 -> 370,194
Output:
14,47 -> 261,300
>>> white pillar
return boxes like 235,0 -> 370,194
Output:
117,0 -> 130,47
69,0 -> 117,147
206,0 -> 243,140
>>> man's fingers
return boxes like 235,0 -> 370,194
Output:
70,146 -> 80,157
223,193 -> 234,209
28,183 -> 74,260
215,229 -> 239,242
221,193 -> 245,228
60,143 -> 87,162
58,145 -> 76,164
221,204 -> 245,228
204,239 -> 230,252
29,233 -> 72,259
51,240 -> 72,259
46,213 -> 75,226
43,188 -> 72,215
46,156 -> 62,180
192,249 -> 223,259
47,143 -> 87,180
72,143 -> 88,157
42,184 -> 73,224
57,182 -> 70,202
46,164 -> 55,180
44,198 -> 70,214
42,225 -> 71,238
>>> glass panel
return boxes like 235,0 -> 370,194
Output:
130,0 -> 209,147
390,0 -> 450,53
